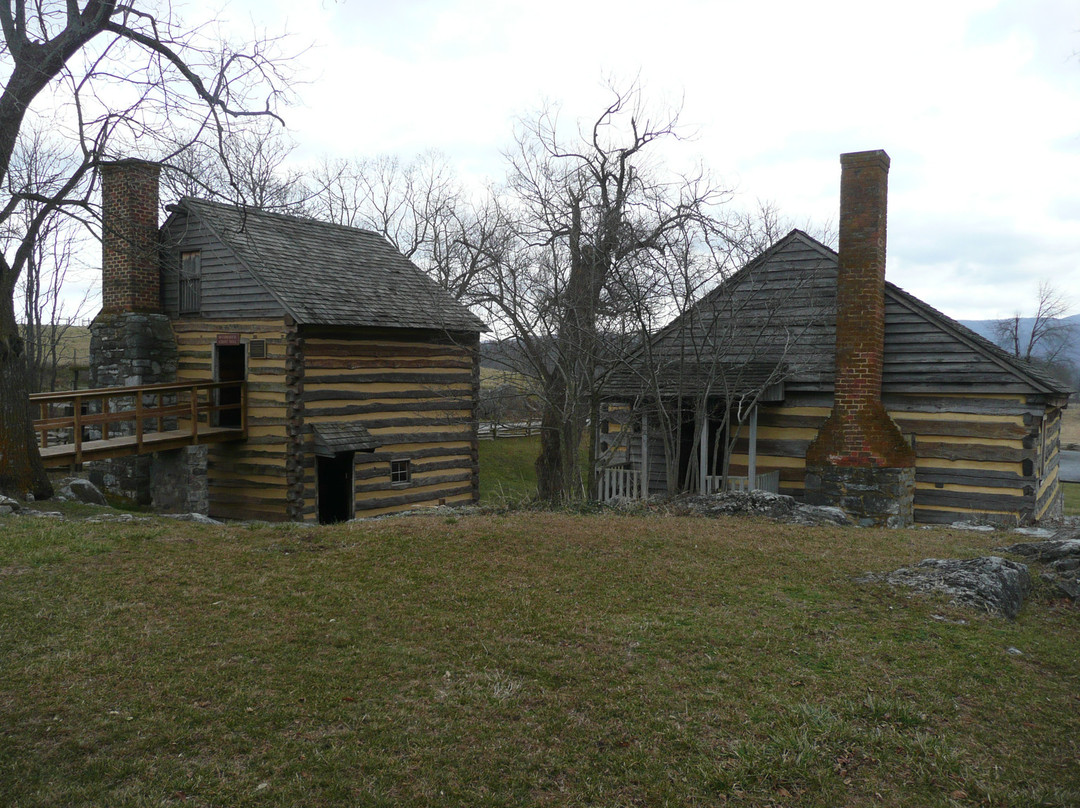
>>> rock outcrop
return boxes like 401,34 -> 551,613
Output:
861,556 -> 1032,619
668,490 -> 851,527
53,477 -> 108,506
998,536 -> 1080,602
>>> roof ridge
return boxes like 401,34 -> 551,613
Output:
179,196 -> 386,240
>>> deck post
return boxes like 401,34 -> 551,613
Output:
73,394 -> 83,464
748,405 -> 758,491
136,391 -> 144,452
190,385 -> 199,444
39,401 -> 48,449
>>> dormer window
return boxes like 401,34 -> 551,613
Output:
179,250 -> 201,314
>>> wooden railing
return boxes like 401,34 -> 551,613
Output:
598,465 -> 644,501
30,380 -> 246,465
704,470 -> 781,494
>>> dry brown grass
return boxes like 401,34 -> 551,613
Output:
0,510 -> 1077,807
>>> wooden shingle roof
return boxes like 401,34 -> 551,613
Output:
617,229 -> 1069,398
175,198 -> 487,333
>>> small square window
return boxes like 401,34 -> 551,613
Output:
390,458 -> 411,485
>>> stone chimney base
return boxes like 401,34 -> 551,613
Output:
87,310 -> 180,507
89,311 -> 177,388
804,465 -> 915,528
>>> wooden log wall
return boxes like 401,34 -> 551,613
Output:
721,392 -> 1054,525
1034,406 -> 1063,521
629,391 -> 1061,526
173,318 -> 291,521
299,330 -> 479,519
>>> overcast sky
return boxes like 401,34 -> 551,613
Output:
187,0 -> 1079,322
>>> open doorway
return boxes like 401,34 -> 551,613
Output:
214,343 -> 245,427
317,451 -> 354,524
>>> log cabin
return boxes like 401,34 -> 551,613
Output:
601,150 -> 1071,526
91,159 -> 486,522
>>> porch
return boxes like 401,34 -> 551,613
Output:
597,402 -> 782,502
598,466 -> 780,502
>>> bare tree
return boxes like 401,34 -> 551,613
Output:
0,0 -> 292,499
161,120 -> 308,214
5,127 -> 91,393
307,151 -> 489,303
993,281 -> 1076,365
474,85 -> 726,503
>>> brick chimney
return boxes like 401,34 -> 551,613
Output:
100,159 -> 162,314
804,149 -> 915,526
88,157 -> 178,506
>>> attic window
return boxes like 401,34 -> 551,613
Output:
179,251 -> 201,314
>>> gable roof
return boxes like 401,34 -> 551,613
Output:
169,198 -> 487,333
615,229 -> 1069,398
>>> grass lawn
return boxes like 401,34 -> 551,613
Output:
478,435 -> 591,505
478,436 -> 539,503
0,511 -> 1077,807
1064,482 -> 1080,516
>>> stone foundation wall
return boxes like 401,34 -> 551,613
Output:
86,455 -> 154,506
804,465 -> 915,528
151,446 -> 209,515
88,310 -> 178,505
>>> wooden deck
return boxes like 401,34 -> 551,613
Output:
31,381 -> 246,467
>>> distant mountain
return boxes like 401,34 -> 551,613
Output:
957,313 -> 1080,392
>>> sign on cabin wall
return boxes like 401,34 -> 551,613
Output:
216,333 -> 241,346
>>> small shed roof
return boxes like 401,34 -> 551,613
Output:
172,198 -> 487,333
310,422 -> 381,457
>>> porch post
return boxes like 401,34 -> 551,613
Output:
699,414 -> 708,495
640,413 -> 649,500
748,405 -> 758,490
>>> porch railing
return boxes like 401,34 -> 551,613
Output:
30,380 -> 246,465
598,467 -> 781,503
598,465 -> 643,501
704,470 -> 781,495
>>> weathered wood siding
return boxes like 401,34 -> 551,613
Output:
173,318 -> 292,521
1035,406 -> 1063,521
298,327 -> 479,519
160,209 -> 283,319
883,295 -> 1041,394
625,391 -> 1062,525
725,392 -> 1055,525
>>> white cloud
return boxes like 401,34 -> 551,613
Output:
183,0 -> 1080,321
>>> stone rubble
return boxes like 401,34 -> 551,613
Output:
665,489 -> 851,527
997,534 -> 1080,602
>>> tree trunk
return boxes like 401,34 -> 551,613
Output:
535,375 -> 566,503
0,290 -> 52,500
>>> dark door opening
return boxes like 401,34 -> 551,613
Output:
317,452 -> 354,524
214,344 -> 246,427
